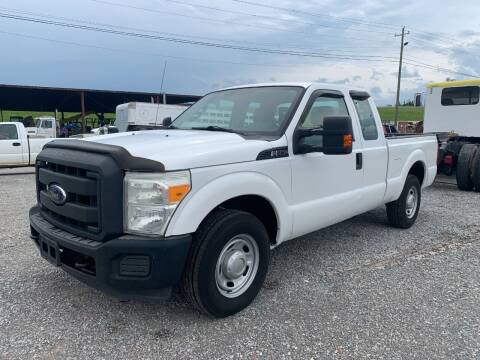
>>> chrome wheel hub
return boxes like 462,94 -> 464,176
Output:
215,234 -> 259,298
406,186 -> 418,219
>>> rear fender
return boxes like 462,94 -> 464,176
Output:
384,149 -> 428,203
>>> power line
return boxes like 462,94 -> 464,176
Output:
160,0 -> 396,36
87,0 -> 394,45
403,60 -> 479,78
89,0 -> 478,59
0,12 -> 402,62
0,5 -> 399,55
227,0 -> 401,30
227,0 -> 471,49
1,25 -> 477,80
0,29 -> 400,68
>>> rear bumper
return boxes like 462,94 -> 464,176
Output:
29,206 -> 192,300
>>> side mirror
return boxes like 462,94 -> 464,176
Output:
162,117 -> 172,127
107,126 -> 119,134
294,116 -> 353,155
322,116 -> 353,155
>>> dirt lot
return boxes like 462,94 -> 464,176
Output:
1,168 -> 479,359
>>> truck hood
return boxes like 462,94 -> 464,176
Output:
86,130 -> 276,170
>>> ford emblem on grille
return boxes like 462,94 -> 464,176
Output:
47,183 -> 67,205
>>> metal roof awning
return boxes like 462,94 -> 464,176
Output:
0,83 -> 202,113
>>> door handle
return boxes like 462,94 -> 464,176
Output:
356,153 -> 363,170
12,142 -> 21,147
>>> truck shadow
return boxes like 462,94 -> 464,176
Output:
30,204 -> 439,326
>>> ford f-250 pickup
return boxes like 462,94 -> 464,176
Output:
29,83 -> 437,317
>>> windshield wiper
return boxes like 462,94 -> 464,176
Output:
191,126 -> 243,135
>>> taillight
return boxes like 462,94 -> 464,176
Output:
444,155 -> 453,166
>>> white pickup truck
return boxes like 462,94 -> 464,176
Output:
0,122 -> 55,168
25,117 -> 57,138
29,83 -> 437,317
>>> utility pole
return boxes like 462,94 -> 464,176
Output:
394,26 -> 409,126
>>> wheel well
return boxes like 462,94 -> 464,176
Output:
216,195 -> 278,245
408,161 -> 425,185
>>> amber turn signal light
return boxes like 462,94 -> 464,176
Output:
168,184 -> 191,204
343,134 -> 353,148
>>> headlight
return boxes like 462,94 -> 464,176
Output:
124,171 -> 191,236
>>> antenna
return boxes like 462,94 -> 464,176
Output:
155,60 -> 168,126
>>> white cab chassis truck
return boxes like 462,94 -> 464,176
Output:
29,83 -> 437,317
424,79 -> 480,191
0,122 -> 56,168
115,102 -> 188,132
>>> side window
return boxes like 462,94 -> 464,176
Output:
297,95 -> 349,149
441,86 -> 479,106
300,96 -> 349,129
0,124 -> 19,140
353,99 -> 378,141
43,120 -> 53,129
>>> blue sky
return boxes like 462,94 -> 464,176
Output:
1,0 -> 479,105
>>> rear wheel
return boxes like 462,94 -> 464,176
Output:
456,144 -> 477,191
386,174 -> 421,229
181,209 -> 270,318
472,149 -> 480,192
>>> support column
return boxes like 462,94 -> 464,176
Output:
80,91 -> 86,133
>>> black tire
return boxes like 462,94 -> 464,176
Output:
386,174 -> 421,229
181,209 -> 270,318
456,144 -> 477,191
472,149 -> 480,192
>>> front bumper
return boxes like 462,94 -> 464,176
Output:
29,206 -> 192,300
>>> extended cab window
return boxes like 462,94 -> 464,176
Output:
0,124 -> 18,140
172,86 -> 303,137
441,86 -> 479,106
353,99 -> 378,141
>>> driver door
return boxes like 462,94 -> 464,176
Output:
290,90 -> 364,237
0,124 -> 25,165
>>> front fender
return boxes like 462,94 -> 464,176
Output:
165,171 -> 292,243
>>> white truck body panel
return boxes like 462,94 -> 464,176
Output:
424,81 -> 480,137
89,82 -> 438,244
0,122 -> 58,167
115,102 -> 187,132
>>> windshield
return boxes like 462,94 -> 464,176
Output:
172,86 -> 304,137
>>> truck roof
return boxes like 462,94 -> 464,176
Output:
426,79 -> 480,89
219,82 -> 369,93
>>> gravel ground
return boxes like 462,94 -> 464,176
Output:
1,168 -> 479,359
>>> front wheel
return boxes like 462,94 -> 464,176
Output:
386,174 -> 421,229
181,209 -> 270,317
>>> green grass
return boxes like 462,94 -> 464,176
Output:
1,107 -> 423,126
378,106 -> 424,123
0,110 -> 115,126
